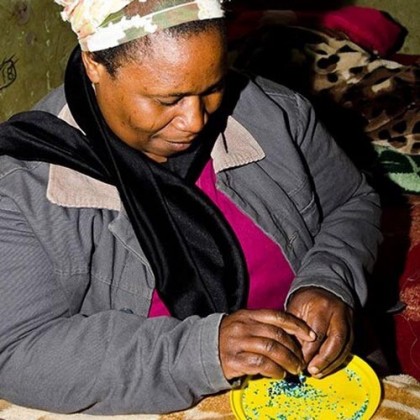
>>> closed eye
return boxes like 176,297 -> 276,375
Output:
157,97 -> 183,107
155,78 -> 225,107
205,80 -> 225,95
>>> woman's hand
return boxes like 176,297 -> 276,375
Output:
287,287 -> 354,378
219,309 -> 316,381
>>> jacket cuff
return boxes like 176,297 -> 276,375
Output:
198,313 -> 232,392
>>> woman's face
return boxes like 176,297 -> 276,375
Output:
83,28 -> 227,162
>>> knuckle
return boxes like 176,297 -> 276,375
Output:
275,311 -> 287,323
263,338 -> 277,354
229,322 -> 245,336
231,310 -> 256,327
331,332 -> 348,343
248,354 -> 266,369
275,328 -> 286,342
225,319 -> 249,337
235,309 -> 248,318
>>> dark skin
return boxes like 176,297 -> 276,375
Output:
220,288 -> 353,381
83,27 -> 355,382
219,309 -> 316,380
286,287 -> 354,378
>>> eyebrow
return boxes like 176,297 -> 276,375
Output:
152,77 -> 226,99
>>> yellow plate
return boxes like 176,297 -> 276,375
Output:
230,355 -> 381,420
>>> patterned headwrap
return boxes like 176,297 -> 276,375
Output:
55,0 -> 226,51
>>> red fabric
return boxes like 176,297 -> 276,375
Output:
394,243 -> 420,380
316,6 -> 405,57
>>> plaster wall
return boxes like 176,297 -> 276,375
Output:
0,1 -> 75,122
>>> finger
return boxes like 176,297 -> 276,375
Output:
228,352 -> 288,379
307,330 -> 353,377
249,310 -> 316,342
309,343 -> 352,378
219,311 -> 307,380
300,336 -> 323,365
221,311 -> 307,355
238,336 -> 305,375
247,322 -> 304,357
299,319 -> 329,363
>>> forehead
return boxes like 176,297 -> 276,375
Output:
116,28 -> 227,95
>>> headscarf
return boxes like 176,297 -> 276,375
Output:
55,0 -> 226,51
0,1 -> 248,319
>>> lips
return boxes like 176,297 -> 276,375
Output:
168,140 -> 192,145
165,136 -> 195,144
164,139 -> 195,152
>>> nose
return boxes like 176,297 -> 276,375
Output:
173,96 -> 207,134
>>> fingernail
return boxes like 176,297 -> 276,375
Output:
309,366 -> 319,375
309,330 -> 317,340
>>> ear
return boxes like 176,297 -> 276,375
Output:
81,52 -> 105,84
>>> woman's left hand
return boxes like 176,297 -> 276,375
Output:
286,287 -> 354,378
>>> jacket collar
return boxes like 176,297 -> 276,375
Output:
47,104 -> 265,210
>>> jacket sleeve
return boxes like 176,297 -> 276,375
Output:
279,91 -> 382,308
0,190 -> 230,415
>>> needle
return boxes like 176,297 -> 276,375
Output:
298,371 -> 307,384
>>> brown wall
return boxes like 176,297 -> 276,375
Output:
354,0 -> 419,55
0,1 -> 75,122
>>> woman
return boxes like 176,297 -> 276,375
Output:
0,0 -> 381,415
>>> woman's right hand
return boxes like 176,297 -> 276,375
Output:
219,309 -> 316,381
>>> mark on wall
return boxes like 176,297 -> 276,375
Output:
0,56 -> 18,91
13,1 -> 31,26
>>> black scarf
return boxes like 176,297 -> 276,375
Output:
0,47 -> 248,319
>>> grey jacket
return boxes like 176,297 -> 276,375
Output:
0,76 -> 381,414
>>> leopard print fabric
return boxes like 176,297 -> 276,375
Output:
233,25 -> 420,193
235,25 -> 420,157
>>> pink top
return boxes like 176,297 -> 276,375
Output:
148,160 -> 294,317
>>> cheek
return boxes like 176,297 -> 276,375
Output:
206,92 -> 224,114
113,103 -> 172,143
121,100 -> 174,138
